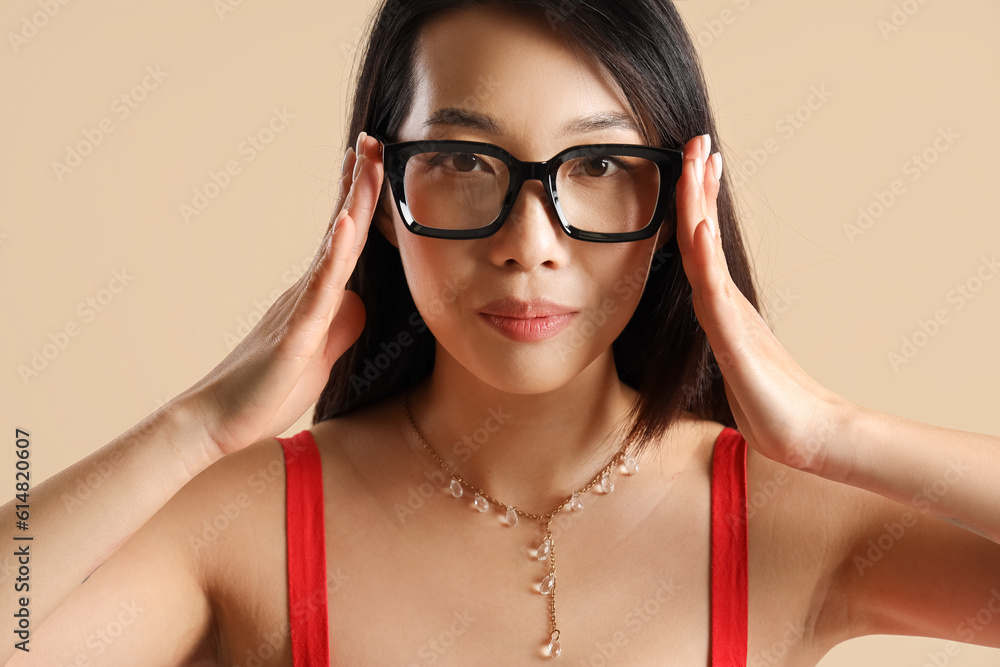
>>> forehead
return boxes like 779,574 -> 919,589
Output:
398,6 -> 642,150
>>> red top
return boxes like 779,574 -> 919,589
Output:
278,425 -> 749,666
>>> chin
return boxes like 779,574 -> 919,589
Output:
442,338 -> 612,396
478,373 -> 577,397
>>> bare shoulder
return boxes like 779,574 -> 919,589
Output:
309,394 -> 416,488
173,435 -> 292,584
180,431 -> 320,664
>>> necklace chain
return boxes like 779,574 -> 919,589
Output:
401,390 -> 640,658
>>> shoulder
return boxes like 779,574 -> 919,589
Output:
181,396 -> 401,531
309,393 -> 416,488
165,404 -> 406,660
668,423 -> 857,660
175,436 -> 291,578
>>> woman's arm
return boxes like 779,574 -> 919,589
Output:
0,400 -> 215,666
822,401 -> 1000,544
0,132 -> 381,664
674,132 -> 999,542
676,133 -> 1000,650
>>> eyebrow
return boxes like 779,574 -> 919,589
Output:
421,107 -> 640,137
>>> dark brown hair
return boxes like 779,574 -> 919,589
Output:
313,0 -> 761,457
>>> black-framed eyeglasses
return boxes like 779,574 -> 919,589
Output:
370,134 -> 683,243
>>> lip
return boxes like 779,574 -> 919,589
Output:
477,297 -> 578,342
478,297 -> 576,318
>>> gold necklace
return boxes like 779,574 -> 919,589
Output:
402,390 -> 641,659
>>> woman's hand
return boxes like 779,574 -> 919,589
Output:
173,131 -> 384,462
674,133 -> 852,476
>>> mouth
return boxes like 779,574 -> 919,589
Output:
477,297 -> 579,342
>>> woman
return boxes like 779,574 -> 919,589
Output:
3,1 -> 998,665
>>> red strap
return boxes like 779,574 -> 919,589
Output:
710,427 -> 749,666
279,430 -> 330,666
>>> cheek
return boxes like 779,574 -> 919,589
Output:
539,243 -> 655,366
571,245 -> 657,345
396,236 -> 472,326
384,199 -> 474,336
591,243 -> 657,312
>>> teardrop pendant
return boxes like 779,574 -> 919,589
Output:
600,470 -> 615,493
568,492 -> 583,511
473,494 -> 489,512
624,455 -> 639,475
449,477 -> 463,498
539,572 -> 555,595
536,538 -> 551,561
505,506 -> 518,527
547,637 -> 562,658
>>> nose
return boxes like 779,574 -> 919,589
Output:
485,178 -> 569,270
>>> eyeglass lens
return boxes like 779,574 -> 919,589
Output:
401,149 -> 661,234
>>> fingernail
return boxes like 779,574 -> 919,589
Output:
704,214 -> 716,240
341,147 -> 355,177
701,134 -> 711,157
353,152 -> 365,181
355,130 -> 367,158
711,152 -> 722,181
694,156 -> 704,185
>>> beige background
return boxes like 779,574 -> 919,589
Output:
2,0 -> 998,664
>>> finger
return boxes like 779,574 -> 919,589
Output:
675,135 -> 708,261
703,150 -> 729,276
307,132 -> 380,285
304,145 -> 355,280
699,135 -> 719,234
342,132 -> 384,257
293,209 -> 359,339
330,147 -> 357,231
293,130 -> 382,338
676,140 -> 761,381
676,136 -> 722,302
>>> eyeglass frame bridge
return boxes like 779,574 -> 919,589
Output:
368,134 -> 684,243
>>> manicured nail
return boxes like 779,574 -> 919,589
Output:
711,152 -> 722,181
695,156 -> 704,185
701,134 -> 711,157
355,130 -> 367,159
704,214 -> 716,241
341,147 -> 355,177
353,152 -> 365,181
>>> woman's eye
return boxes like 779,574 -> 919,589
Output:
428,152 -> 490,173
572,156 -> 629,178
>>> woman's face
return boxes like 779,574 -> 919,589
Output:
377,6 -> 669,395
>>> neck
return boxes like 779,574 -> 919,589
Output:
402,345 -> 641,514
